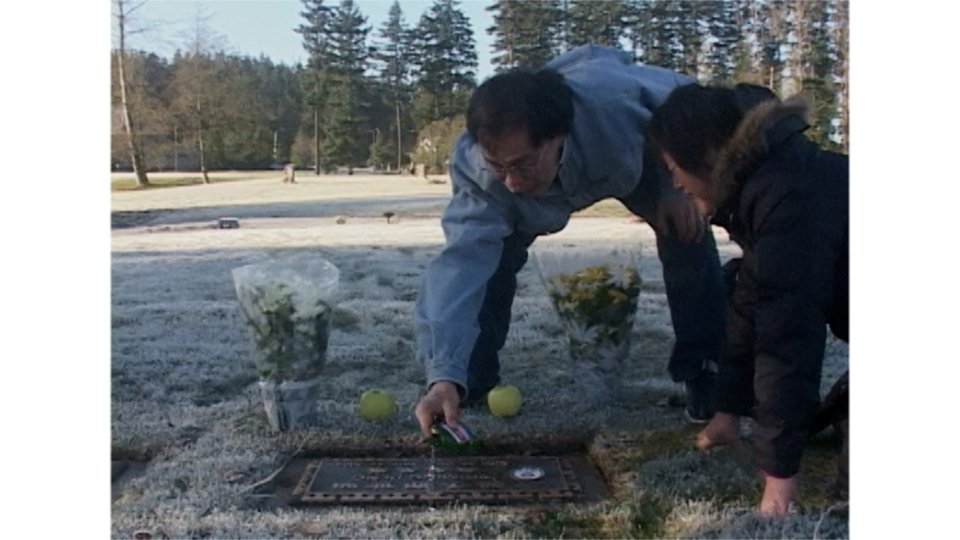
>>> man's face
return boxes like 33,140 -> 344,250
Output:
479,128 -> 564,197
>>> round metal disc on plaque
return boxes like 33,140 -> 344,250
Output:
511,466 -> 545,481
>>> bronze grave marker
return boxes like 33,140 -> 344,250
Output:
291,456 -> 593,504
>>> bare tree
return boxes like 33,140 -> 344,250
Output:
171,5 -> 231,184
113,0 -> 150,187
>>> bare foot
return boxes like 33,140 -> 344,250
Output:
695,412 -> 740,450
759,475 -> 799,515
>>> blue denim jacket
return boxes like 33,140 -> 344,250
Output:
414,45 -> 694,396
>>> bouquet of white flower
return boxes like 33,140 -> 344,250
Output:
232,257 -> 339,430
532,244 -> 642,403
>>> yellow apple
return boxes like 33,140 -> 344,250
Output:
358,389 -> 397,421
487,385 -> 522,417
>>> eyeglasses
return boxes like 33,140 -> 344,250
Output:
480,144 -> 547,180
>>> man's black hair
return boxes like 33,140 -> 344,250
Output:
467,68 -> 574,147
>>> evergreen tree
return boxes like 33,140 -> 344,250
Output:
566,0 -> 628,48
373,0 -> 415,171
295,0 -> 334,173
411,0 -> 478,126
703,0 -> 741,83
758,0 -> 789,93
322,0 -> 371,173
487,1 -> 563,71
833,0 -> 849,153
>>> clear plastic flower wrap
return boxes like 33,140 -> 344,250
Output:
532,243 -> 642,402
232,257 -> 339,430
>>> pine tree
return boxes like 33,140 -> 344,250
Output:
296,1 -> 333,172
566,0 -> 628,48
703,0 -> 741,83
758,0 -> 789,93
487,1 -> 563,71
411,0 -> 478,126
373,0 -> 414,171
322,0 -> 371,173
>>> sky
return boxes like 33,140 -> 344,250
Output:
125,0 -> 498,81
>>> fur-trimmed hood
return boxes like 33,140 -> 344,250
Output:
711,95 -> 811,208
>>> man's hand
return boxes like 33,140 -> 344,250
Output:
415,382 -> 462,437
656,195 -> 705,244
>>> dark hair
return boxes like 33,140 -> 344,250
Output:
649,83 -> 779,177
467,68 -> 574,147
732,83 -> 778,111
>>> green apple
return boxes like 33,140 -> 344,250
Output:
358,389 -> 397,421
487,385 -> 522,417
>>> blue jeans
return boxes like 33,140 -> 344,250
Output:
466,150 -> 726,397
